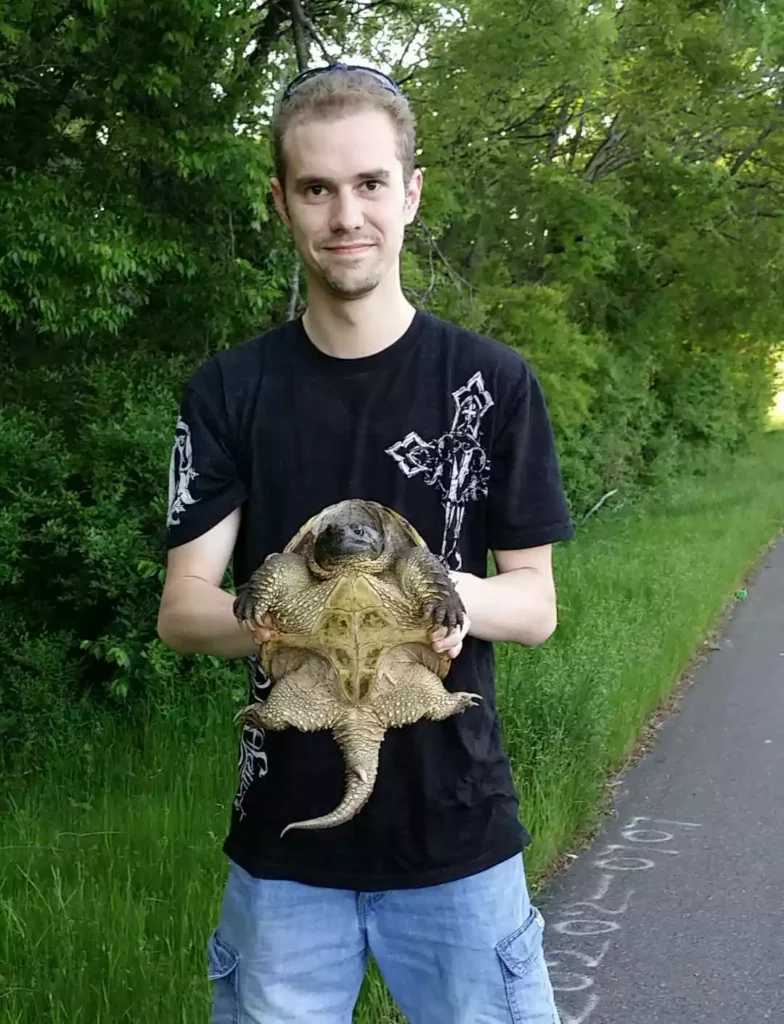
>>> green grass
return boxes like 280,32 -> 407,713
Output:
766,358 -> 784,429
2,433 -> 784,1023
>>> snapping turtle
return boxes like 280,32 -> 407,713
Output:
233,499 -> 481,836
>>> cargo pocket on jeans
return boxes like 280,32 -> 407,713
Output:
207,929 -> 240,1024
496,906 -> 558,1024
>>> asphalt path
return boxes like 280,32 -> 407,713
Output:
538,536 -> 784,1024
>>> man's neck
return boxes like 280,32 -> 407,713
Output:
301,277 -> 418,360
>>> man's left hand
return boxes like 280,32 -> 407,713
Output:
430,569 -> 473,659
430,614 -> 471,659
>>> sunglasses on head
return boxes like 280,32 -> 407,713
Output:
281,63 -> 402,103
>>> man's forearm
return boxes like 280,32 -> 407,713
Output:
450,569 -> 557,647
157,577 -> 258,658
158,567 -> 556,658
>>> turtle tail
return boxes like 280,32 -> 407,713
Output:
280,713 -> 385,837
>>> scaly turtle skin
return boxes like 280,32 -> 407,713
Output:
233,499 -> 481,836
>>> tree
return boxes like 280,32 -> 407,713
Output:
405,0 -> 784,496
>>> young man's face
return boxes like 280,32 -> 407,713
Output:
272,108 -> 423,301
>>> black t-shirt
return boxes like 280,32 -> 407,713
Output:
166,309 -> 574,891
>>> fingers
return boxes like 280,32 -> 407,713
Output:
241,612 -> 273,646
430,616 -> 470,659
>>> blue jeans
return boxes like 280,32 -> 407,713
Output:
207,854 -> 561,1023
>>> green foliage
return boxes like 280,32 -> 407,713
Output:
409,0 -> 784,507
480,283 -> 601,435
2,434 -> 782,1023
2,0 -> 783,763
0,0 -> 290,360
0,358 -> 242,769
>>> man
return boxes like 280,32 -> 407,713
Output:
158,63 -> 572,1024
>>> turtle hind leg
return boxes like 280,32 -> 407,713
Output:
372,651 -> 482,729
234,654 -> 341,733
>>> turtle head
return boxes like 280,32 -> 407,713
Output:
311,502 -> 386,575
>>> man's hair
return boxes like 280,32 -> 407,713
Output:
272,69 -> 417,188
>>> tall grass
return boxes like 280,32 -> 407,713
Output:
2,434 -> 783,1023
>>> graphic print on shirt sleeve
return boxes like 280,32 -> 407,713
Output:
234,654 -> 272,820
167,416 -> 200,527
385,371 -> 494,570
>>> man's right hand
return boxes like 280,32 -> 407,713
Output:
158,509 -> 264,658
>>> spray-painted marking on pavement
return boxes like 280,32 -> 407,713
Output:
545,817 -> 702,1024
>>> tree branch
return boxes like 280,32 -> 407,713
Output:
392,21 -> 423,76
729,124 -> 777,176
568,109 -> 585,167
287,260 -> 301,320
488,90 -> 564,140
416,218 -> 475,296
247,0 -> 290,66
582,120 -> 631,182
289,0 -> 310,72
297,3 -> 334,63
548,99 -> 570,163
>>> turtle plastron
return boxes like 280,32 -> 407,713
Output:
235,637 -> 481,837
233,499 -> 480,836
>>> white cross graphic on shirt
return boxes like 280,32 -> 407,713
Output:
385,371 -> 494,570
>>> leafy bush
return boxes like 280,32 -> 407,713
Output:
0,357 -> 245,770
2,0 -> 783,769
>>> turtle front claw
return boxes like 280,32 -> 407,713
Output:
232,583 -> 262,625
425,591 -> 465,631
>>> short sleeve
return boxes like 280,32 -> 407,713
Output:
165,382 -> 247,549
486,365 -> 574,551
